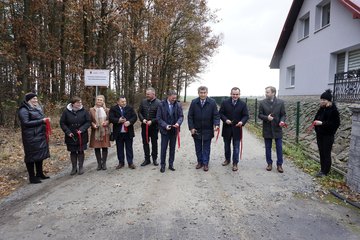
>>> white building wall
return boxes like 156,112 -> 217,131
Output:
278,0 -> 360,97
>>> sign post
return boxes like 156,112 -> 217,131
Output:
84,69 -> 109,95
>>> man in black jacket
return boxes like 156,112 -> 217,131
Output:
219,87 -> 249,171
188,86 -> 220,172
138,87 -> 161,166
156,90 -> 184,173
109,96 -> 137,169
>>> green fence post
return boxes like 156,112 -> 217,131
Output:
254,98 -> 258,124
296,101 -> 300,144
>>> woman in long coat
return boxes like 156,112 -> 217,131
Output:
60,96 -> 91,175
89,95 -> 111,170
18,93 -> 51,184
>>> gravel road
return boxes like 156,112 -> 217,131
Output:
0,109 -> 359,240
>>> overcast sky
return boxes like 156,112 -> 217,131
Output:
186,0 -> 293,97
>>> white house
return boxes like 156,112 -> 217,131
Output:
270,0 -> 360,99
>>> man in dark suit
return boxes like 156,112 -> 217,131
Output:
109,96 -> 137,169
258,86 -> 286,173
219,87 -> 249,171
156,90 -> 184,173
188,86 -> 220,172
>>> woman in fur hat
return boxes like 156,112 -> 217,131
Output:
18,92 -> 51,184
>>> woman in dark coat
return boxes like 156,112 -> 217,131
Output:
18,93 -> 51,184
60,96 -> 91,175
313,89 -> 340,177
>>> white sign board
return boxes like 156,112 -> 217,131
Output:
84,69 -> 109,87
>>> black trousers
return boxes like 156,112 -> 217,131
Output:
316,134 -> 334,175
141,124 -> 159,161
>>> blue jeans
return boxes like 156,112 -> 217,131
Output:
194,138 -> 211,165
264,138 -> 283,166
160,133 -> 177,167
116,134 -> 133,165
223,138 -> 240,164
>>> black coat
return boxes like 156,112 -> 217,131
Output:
219,98 -> 249,140
109,104 -> 137,139
188,97 -> 220,140
258,97 -> 286,139
18,101 -> 50,163
60,104 -> 91,152
314,104 -> 340,136
156,100 -> 184,135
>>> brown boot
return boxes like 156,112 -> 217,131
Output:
232,164 -> 238,171
78,153 -> 85,175
277,165 -> 284,173
266,164 -> 272,171
70,153 -> 77,175
222,160 -> 230,166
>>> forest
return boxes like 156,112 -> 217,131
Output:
0,0 -> 220,126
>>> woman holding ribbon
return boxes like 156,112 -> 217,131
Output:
89,95 -> 111,170
18,92 -> 51,184
60,96 -> 91,175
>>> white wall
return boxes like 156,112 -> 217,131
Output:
278,0 -> 360,96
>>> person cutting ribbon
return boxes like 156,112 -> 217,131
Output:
219,87 -> 249,171
156,90 -> 183,173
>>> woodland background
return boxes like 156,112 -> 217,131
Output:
0,0 -> 220,126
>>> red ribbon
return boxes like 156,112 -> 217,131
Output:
240,125 -> 243,160
176,126 -> 180,149
307,121 -> 316,133
215,127 -> 220,142
145,123 -> 149,144
279,122 -> 288,128
45,119 -> 51,143
77,130 -> 83,151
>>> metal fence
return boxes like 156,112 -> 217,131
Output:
333,68 -> 360,103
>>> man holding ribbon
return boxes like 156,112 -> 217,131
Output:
219,87 -> 249,171
258,86 -> 286,173
188,86 -> 220,172
156,90 -> 184,173
109,96 -> 137,170
138,87 -> 161,167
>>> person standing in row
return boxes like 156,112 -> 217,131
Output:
109,96 -> 137,169
188,86 -> 220,172
60,96 -> 91,175
89,95 -> 111,171
219,87 -> 249,171
137,87 -> 161,166
156,90 -> 184,173
18,93 -> 51,184
258,86 -> 286,173
313,89 -> 340,177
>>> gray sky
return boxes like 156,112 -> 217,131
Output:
187,0 -> 293,97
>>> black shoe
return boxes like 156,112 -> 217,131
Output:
29,177 -> 42,184
153,159 -> 159,166
36,173 -> 50,179
169,166 -> 175,171
160,167 -> 165,173
315,171 -> 326,178
141,160 -> 151,166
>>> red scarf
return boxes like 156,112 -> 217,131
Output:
45,119 -> 52,143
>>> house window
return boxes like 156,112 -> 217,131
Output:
336,49 -> 360,73
315,1 -> 331,31
321,3 -> 331,27
298,13 -> 310,39
287,66 -> 295,87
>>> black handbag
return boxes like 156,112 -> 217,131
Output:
110,131 -> 115,141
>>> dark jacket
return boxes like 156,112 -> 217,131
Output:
60,103 -> 91,151
188,97 -> 220,140
314,104 -> 340,136
138,98 -> 161,127
109,104 -> 137,139
219,98 -> 249,140
18,101 -> 50,163
156,100 -> 184,135
258,97 -> 286,139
